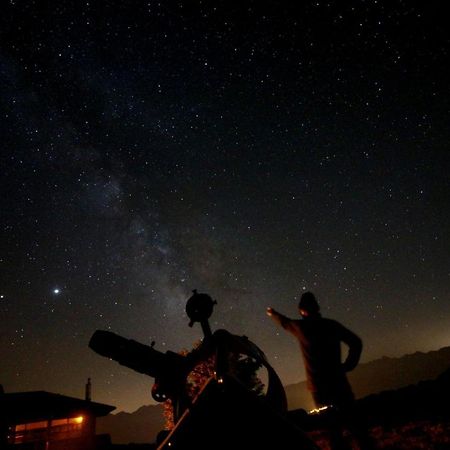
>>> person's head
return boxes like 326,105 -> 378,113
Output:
298,291 -> 320,317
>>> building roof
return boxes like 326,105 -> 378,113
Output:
0,391 -> 116,424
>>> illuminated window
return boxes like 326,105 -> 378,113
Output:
51,418 -> 68,427
15,421 -> 47,431
10,416 -> 85,444
11,421 -> 48,444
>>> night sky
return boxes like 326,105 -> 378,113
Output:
1,1 -> 449,413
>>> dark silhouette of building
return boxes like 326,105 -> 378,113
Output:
0,381 -> 115,450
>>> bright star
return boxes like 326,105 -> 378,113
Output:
53,288 -> 60,295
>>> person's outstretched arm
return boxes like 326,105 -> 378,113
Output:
266,307 -> 296,333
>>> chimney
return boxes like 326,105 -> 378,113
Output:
85,378 -> 92,401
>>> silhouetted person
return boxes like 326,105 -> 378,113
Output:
267,291 -> 374,450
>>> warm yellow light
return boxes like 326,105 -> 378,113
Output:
309,406 -> 329,415
74,416 -> 84,424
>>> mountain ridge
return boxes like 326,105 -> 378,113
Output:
286,345 -> 450,411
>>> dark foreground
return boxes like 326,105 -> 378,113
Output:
106,418 -> 450,450
308,418 -> 450,450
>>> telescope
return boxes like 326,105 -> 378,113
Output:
89,330 -> 188,379
88,290 -> 320,450
88,291 -> 220,403
89,330 -> 194,402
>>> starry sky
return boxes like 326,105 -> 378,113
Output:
1,1 -> 449,413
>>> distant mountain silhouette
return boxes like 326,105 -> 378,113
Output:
289,363 -> 450,432
98,346 -> 450,444
96,404 -> 165,444
355,364 -> 450,426
286,345 -> 450,411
